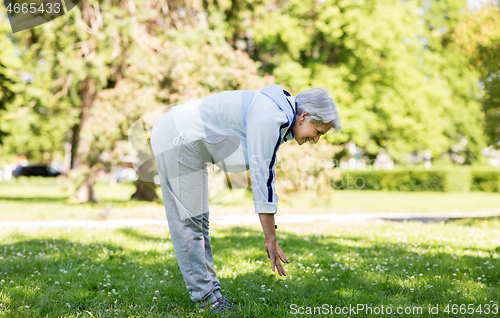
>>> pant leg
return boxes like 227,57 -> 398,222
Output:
201,168 -> 222,299
151,112 -> 220,305
202,213 -> 222,300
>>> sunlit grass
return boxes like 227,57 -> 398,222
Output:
0,219 -> 499,317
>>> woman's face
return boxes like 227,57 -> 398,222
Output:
292,111 -> 332,146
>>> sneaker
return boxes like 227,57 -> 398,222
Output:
199,294 -> 235,314
217,294 -> 235,312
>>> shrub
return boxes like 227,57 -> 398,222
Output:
338,166 -> 472,192
275,139 -> 342,202
471,167 -> 500,192
442,167 -> 471,192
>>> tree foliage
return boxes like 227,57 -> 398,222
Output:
0,9 -> 34,160
0,0 -> 271,201
0,0 -> 496,205
455,4 -> 500,147
207,0 -> 487,163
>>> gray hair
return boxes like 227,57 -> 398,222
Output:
295,87 -> 341,133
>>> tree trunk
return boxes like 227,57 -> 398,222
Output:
131,129 -> 159,202
74,168 -> 100,203
131,180 -> 158,201
69,124 -> 79,169
72,76 -> 98,203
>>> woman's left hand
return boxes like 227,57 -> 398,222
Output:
265,241 -> 290,276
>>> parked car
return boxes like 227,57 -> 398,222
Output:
12,165 -> 63,177
115,168 -> 138,182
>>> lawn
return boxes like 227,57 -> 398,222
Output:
1,181 -> 500,221
0,218 -> 499,317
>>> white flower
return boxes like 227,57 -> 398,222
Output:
55,281 -> 59,285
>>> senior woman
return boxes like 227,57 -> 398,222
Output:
150,84 -> 341,313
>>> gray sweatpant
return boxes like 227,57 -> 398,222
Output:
150,111 -> 222,306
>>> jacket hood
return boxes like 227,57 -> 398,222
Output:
260,85 -> 296,142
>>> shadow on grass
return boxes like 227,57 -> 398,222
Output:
0,196 -> 69,203
0,196 -> 158,210
381,216 -> 500,225
445,216 -> 500,228
0,225 -> 499,317
382,217 -> 452,223
118,228 -> 172,244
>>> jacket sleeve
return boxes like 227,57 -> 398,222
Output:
246,114 -> 287,214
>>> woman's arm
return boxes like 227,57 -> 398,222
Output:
259,213 -> 277,243
259,213 -> 289,276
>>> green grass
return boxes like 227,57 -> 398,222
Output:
0,219 -> 499,317
0,182 -> 165,221
1,181 -> 500,221
221,189 -> 500,214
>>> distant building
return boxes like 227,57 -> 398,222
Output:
373,148 -> 394,170
482,147 -> 500,167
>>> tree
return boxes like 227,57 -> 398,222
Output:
6,0 -> 214,202
88,27 -> 273,201
0,8 -> 39,162
455,4 -> 500,147
415,0 -> 487,164
205,0 -> 487,163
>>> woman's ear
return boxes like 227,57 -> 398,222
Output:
299,111 -> 309,124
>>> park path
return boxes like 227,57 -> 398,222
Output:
0,211 -> 499,229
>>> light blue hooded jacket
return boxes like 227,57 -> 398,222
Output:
168,84 -> 296,214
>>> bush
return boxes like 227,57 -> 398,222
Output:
275,140 -> 342,203
338,166 -> 472,192
442,167 -> 471,192
471,167 -> 500,192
